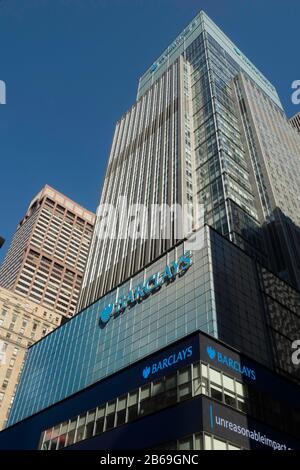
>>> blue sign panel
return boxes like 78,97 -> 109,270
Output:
203,398 -> 298,450
142,345 -> 193,380
206,345 -> 256,381
99,251 -> 193,327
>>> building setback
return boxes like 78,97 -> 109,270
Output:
0,185 -> 95,318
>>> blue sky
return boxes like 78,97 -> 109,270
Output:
0,0 -> 299,263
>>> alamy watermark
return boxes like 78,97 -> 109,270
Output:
291,80 -> 300,105
0,80 -> 6,104
292,340 -> 300,366
96,197 -> 205,251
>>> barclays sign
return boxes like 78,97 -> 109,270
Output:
142,345 -> 193,380
99,251 -> 193,327
206,345 -> 256,381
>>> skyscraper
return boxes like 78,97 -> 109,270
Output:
78,11 -> 300,310
0,185 -> 95,317
0,11 -> 299,451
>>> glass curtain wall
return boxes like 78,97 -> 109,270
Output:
185,32 -> 263,256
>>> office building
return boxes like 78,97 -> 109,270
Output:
0,229 -> 299,449
0,11 -> 299,450
78,14 -> 300,311
290,111 -> 300,132
0,286 -> 62,430
0,185 -> 95,317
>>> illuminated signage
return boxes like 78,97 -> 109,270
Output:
142,345 -> 193,380
209,403 -> 292,450
99,251 -> 193,326
206,345 -> 256,381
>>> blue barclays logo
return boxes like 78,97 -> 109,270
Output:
99,304 -> 114,323
207,346 -> 216,360
99,251 -> 193,327
142,366 -> 151,379
206,346 -> 256,381
142,345 -> 193,380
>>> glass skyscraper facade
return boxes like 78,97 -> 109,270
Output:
78,11 -> 300,310
0,10 -> 299,451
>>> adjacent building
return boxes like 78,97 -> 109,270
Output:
290,111 -> 300,132
0,186 -> 95,431
0,286 -> 62,430
0,11 -> 299,450
0,185 -> 95,318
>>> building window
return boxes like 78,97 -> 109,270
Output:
49,425 -> 60,450
57,422 -> 68,450
38,358 -> 297,450
116,397 -> 127,426
94,406 -> 105,436
105,401 -> 116,431
127,391 -> 139,421
75,414 -> 86,443
85,410 -> 96,440
66,418 -> 77,447
178,366 -> 192,401
2,380 -> 8,390
153,433 -> 240,451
